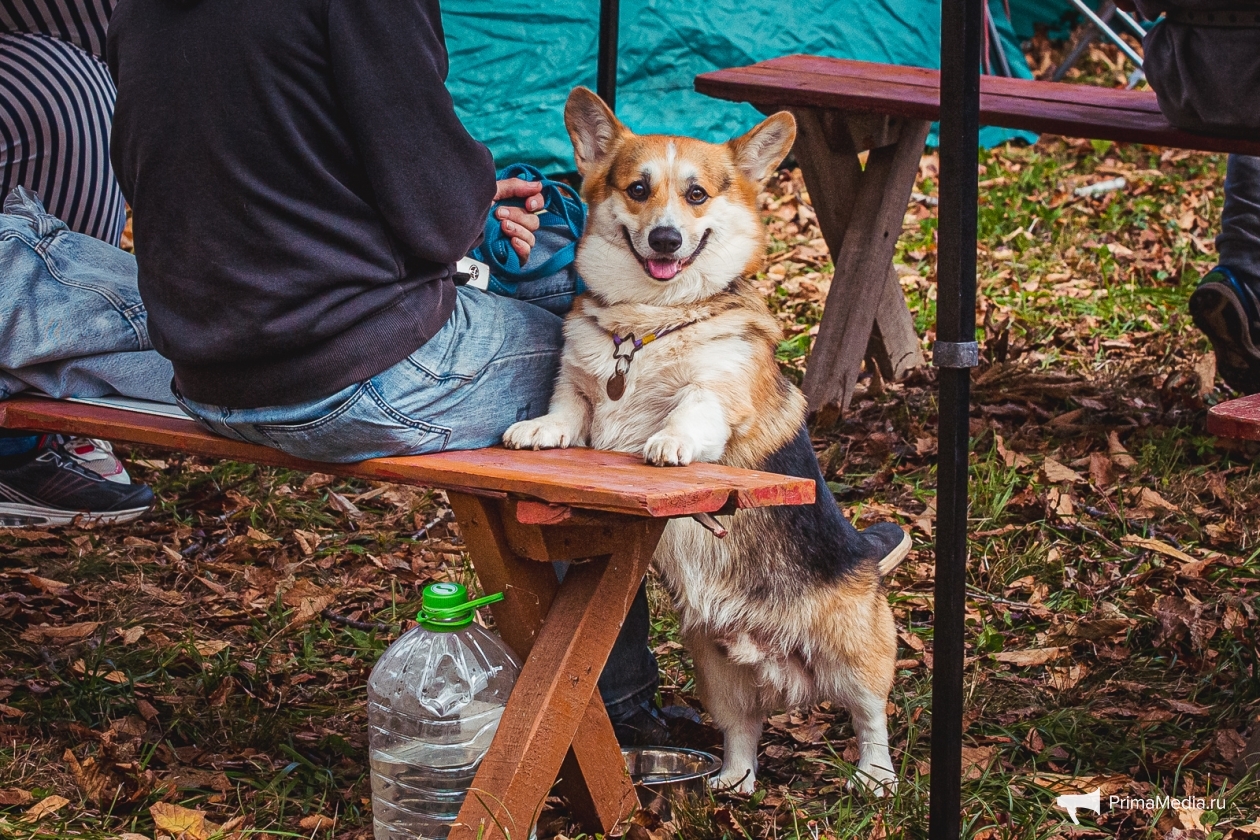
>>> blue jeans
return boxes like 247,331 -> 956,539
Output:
0,186 -> 658,721
0,187 -> 173,403
175,285 -> 563,461
1219,155 -> 1260,287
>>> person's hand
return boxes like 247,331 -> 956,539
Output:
494,178 -> 544,262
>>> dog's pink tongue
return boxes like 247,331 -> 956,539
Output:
647,259 -> 682,280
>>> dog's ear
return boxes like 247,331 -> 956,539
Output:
565,87 -> 627,177
729,112 -> 797,183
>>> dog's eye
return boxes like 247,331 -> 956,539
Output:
626,180 -> 649,201
686,185 -> 709,205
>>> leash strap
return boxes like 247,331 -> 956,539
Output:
471,163 -> 587,293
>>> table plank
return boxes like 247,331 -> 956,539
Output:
1207,394 -> 1260,441
696,56 -> 1260,156
0,396 -> 814,517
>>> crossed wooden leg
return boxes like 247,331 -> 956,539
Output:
447,493 -> 667,840
791,107 -> 931,416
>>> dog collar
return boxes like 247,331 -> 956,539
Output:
606,321 -> 696,400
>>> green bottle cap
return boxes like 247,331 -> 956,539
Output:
417,582 -> 505,632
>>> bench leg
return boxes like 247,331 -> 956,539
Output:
792,108 -> 930,414
866,262 -> 926,384
447,493 -> 664,840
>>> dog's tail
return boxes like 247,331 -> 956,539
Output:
877,529 -> 913,578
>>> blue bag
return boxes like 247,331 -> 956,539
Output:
471,163 -> 587,315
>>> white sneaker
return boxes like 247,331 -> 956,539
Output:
60,437 -> 132,485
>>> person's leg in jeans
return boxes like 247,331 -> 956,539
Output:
0,31 -> 157,523
1190,155 -> 1260,394
1217,156 -> 1260,287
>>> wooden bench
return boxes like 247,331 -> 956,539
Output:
695,56 -> 1260,416
0,395 -> 814,839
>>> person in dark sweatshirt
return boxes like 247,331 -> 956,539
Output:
1118,0 -> 1260,393
106,0 -> 674,744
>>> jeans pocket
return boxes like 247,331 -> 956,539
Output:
253,381 -> 452,463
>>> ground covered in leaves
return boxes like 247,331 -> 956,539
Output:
3,37 -> 1260,840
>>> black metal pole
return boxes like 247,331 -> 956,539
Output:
596,0 -> 619,110
931,0 -> 982,836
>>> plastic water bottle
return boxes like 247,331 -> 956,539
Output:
368,582 -> 522,839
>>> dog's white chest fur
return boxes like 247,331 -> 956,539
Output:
568,316 -> 693,452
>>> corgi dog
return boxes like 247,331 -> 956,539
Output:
503,87 -> 910,795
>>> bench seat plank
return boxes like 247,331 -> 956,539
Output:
1207,393 -> 1260,441
0,396 -> 814,517
696,56 -> 1260,157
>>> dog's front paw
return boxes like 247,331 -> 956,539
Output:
643,432 -> 695,466
849,762 -> 897,797
709,766 -> 756,795
502,417 -> 574,450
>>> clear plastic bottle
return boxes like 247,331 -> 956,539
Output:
368,582 -> 521,840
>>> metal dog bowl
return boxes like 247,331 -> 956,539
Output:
622,747 -> 721,817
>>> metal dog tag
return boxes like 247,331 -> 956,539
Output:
607,372 -> 626,401
607,343 -> 634,401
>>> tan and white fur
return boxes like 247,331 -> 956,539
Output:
504,87 -> 909,795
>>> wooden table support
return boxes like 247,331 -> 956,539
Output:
791,107 -> 930,416
448,493 -> 666,840
0,396 -> 814,839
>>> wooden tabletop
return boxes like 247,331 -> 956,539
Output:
696,55 -> 1260,157
0,397 -> 815,518
1207,393 -> 1260,441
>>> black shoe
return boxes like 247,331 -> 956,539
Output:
611,701 -> 705,748
1188,266 -> 1260,395
862,521 -> 912,577
0,440 -> 154,527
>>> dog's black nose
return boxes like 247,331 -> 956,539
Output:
648,226 -> 683,254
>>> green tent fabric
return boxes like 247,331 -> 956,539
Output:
443,0 -> 1050,173
1007,0 -> 1099,41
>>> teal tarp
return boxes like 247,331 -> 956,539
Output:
443,0 -> 1051,173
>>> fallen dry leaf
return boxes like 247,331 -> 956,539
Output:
19,621 -> 101,644
1047,663 -> 1087,691
22,794 -> 70,822
1042,457 -> 1085,484
1088,452 -> 1116,487
1121,534 -> 1195,564
328,491 -> 361,517
1107,431 -> 1138,468
1165,699 -> 1210,716
299,814 -> 336,830
151,802 -> 216,840
0,788 -> 33,806
193,640 -> 230,658
116,626 -> 146,645
961,745 -> 996,780
995,434 -> 1032,469
993,647 -> 1070,666
301,472 -> 335,490
1134,487 -> 1179,514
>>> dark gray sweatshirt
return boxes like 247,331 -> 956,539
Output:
107,0 -> 496,407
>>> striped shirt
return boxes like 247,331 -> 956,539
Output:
0,0 -> 123,244
0,0 -> 114,59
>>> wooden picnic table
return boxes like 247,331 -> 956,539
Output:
695,55 -> 1260,416
0,395 -> 814,839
